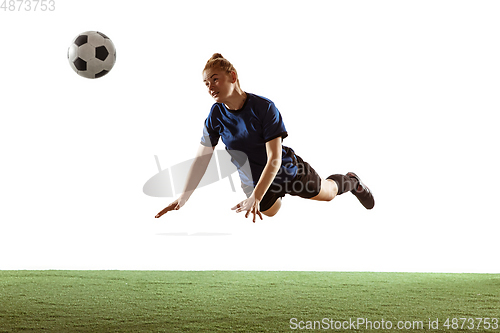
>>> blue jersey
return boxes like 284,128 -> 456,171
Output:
200,93 -> 297,187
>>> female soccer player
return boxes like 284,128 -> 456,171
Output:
155,54 -> 374,222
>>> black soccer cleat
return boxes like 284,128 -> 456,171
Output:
346,172 -> 375,210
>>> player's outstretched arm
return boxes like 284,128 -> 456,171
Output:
155,144 -> 215,218
232,137 -> 282,222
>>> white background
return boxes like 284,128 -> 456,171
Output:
0,0 -> 498,272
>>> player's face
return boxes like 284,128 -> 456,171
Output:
203,69 -> 234,102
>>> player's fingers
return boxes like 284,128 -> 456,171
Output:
236,201 -> 250,213
155,209 -> 168,218
155,210 -> 166,218
155,202 -> 177,218
163,206 -> 174,213
231,202 -> 242,211
250,206 -> 258,223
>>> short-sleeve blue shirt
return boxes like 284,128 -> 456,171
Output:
201,93 -> 297,187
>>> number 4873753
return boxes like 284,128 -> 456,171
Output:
1,0 -> 55,11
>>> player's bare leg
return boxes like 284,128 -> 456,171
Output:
309,178 -> 338,201
262,198 -> 282,217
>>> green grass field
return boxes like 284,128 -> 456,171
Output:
0,271 -> 498,332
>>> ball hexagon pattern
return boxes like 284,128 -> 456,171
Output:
68,31 -> 116,79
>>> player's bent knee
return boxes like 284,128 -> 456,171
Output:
309,179 -> 337,202
262,198 -> 281,217
325,179 -> 338,201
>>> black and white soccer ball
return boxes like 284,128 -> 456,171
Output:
68,31 -> 116,79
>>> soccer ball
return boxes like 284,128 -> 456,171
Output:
68,31 -> 116,79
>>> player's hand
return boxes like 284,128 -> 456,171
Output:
155,197 -> 187,218
231,194 -> 263,223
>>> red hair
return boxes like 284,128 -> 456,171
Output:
203,53 -> 240,86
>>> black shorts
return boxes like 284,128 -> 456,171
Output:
241,148 -> 322,212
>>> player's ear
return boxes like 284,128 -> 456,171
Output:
230,71 -> 238,84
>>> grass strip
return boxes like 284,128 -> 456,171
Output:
0,271 -> 498,332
